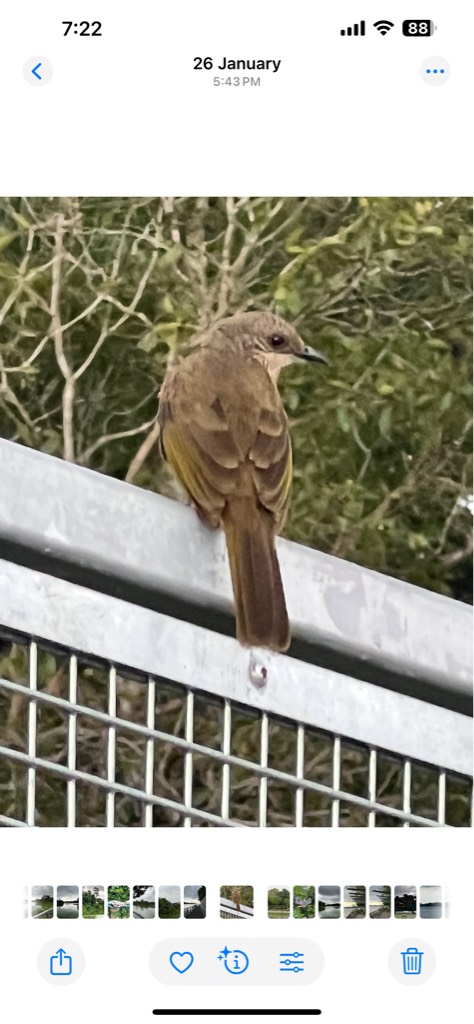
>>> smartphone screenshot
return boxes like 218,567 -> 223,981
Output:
0,3 -> 472,1022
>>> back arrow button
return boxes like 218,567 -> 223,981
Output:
23,55 -> 53,86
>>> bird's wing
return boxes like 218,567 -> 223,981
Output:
158,357 -> 291,528
158,392 -> 241,516
249,403 -> 292,525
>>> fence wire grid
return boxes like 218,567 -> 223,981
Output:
0,439 -> 472,829
0,632 -> 471,829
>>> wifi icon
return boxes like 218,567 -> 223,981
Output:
373,20 -> 394,35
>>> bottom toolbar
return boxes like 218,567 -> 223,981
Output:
35,935 -> 437,988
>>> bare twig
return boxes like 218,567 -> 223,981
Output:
50,214 -> 75,462
215,197 -> 237,319
440,532 -> 473,567
73,320 -> 110,382
125,417 -> 161,483
350,421 -> 373,483
78,416 -> 157,466
0,226 -> 35,328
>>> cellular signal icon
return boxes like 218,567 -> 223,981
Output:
373,20 -> 395,35
340,20 -> 366,36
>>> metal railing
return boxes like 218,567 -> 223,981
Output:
0,438 -> 472,828
184,900 -> 206,919
220,898 -> 254,919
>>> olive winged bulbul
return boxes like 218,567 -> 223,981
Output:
158,311 -> 327,652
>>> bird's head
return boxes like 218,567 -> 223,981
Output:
215,311 -> 328,379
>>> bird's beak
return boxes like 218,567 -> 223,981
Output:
296,344 -> 329,365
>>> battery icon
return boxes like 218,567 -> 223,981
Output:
402,20 -> 436,35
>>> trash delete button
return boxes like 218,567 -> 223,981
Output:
388,937 -> 436,985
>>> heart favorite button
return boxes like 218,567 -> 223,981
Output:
169,951 -> 194,974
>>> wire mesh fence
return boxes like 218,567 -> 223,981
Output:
0,439 -> 472,828
0,630 -> 471,828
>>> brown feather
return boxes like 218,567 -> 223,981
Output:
222,498 -> 290,652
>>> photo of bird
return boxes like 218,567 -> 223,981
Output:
0,195 -> 470,830
158,311 -> 327,651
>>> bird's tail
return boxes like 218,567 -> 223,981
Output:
222,499 -> 290,653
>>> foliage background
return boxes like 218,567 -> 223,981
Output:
0,195 -> 472,596
0,197 -> 472,828
220,885 -> 254,909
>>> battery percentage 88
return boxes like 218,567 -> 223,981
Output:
402,20 -> 436,36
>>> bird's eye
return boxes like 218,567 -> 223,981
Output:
270,335 -> 287,349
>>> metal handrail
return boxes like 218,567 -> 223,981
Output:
0,438 -> 471,713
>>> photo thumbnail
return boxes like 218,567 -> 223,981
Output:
31,885 -> 53,919
133,885 -> 156,919
318,886 -> 341,919
420,885 -> 442,919
56,885 -> 79,919
294,886 -> 315,919
268,887 -> 291,919
159,886 -> 181,920
183,885 -> 206,919
220,886 -> 254,920
82,886 -> 105,919
343,886 -> 366,919
107,885 -> 130,920
394,885 -> 417,920
369,885 -> 391,919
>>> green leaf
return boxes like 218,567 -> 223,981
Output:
286,389 -> 299,412
440,392 -> 452,411
336,405 -> 351,433
0,231 -> 17,252
137,330 -> 160,353
156,323 -> 180,343
285,289 -> 302,316
427,338 -> 449,350
379,405 -> 392,438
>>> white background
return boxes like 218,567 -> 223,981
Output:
0,2 -> 472,194
0,3 -> 472,1022
3,829 -> 471,1022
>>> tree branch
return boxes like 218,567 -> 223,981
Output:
50,213 -> 75,462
